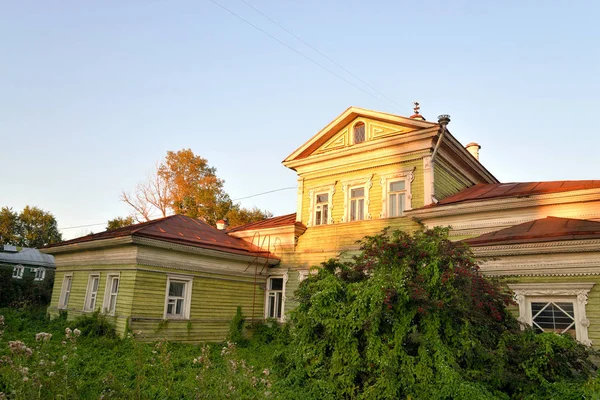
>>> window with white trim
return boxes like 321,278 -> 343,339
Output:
164,276 -> 193,319
353,122 -> 366,144
379,169 -> 414,218
265,277 -> 284,320
84,274 -> 101,312
34,268 -> 45,281
59,275 -> 73,309
12,265 -> 24,279
509,283 -> 594,346
103,274 -> 120,315
388,180 -> 406,217
314,193 -> 329,226
349,187 -> 365,221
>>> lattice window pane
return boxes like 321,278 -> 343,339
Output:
531,302 -> 576,336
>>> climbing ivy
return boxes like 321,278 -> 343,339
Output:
280,227 -> 597,399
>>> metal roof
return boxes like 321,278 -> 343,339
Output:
433,180 -> 600,206
465,217 -> 600,246
0,248 -> 55,268
44,214 -> 277,260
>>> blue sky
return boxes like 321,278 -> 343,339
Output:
1,1 -> 599,239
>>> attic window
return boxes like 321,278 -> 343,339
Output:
353,122 -> 366,144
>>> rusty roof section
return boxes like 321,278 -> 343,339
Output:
227,213 -> 304,233
45,215 -> 277,259
435,180 -> 600,206
465,217 -> 600,246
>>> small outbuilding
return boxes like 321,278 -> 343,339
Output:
43,215 -> 278,342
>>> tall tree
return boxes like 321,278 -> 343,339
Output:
122,149 -> 271,227
106,216 -> 136,230
0,207 -> 20,245
18,206 -> 62,248
0,206 -> 62,248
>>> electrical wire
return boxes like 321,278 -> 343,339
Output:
58,186 -> 296,230
206,0 -> 400,110
237,0 -> 404,110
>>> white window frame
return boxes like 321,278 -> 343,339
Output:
12,265 -> 24,279
84,274 -> 101,312
509,283 -> 594,346
307,184 -> 335,227
264,272 -> 288,322
163,275 -> 193,320
379,168 -> 415,218
102,273 -> 120,316
59,274 -> 73,309
34,268 -> 45,281
341,176 -> 372,222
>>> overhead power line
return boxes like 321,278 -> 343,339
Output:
237,0 -> 404,110
59,186 -> 296,230
207,0 -> 402,111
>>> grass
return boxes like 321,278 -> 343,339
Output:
0,308 -> 288,399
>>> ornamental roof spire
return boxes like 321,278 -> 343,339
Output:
410,101 -> 425,120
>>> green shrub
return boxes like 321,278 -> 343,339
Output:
281,228 -> 598,399
73,311 -> 117,338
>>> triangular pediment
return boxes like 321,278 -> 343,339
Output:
283,107 -> 438,164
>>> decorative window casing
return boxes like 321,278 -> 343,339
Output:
298,269 -> 318,282
353,122 -> 366,144
12,265 -> 24,279
265,272 -> 288,322
59,274 -> 73,309
308,184 -> 335,227
341,176 -> 373,222
509,283 -> 595,346
103,274 -> 120,315
34,268 -> 45,281
84,274 -> 101,312
164,275 -> 193,319
380,168 -> 415,218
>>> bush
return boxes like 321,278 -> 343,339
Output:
73,311 -> 117,339
0,268 -> 55,308
281,228 -> 598,399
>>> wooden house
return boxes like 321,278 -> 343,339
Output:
230,106 -> 600,348
44,215 -> 277,341
45,104 -> 600,346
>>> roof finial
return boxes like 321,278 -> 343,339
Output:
410,101 -> 425,120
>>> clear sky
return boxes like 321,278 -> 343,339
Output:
1,1 -> 599,240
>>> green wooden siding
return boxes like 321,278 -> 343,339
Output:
48,266 -> 137,336
129,266 -> 265,343
433,161 -> 472,201
502,275 -> 600,349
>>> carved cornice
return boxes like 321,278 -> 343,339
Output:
472,239 -> 600,256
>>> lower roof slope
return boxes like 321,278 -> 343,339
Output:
44,215 -> 275,259
465,216 -> 600,246
227,213 -> 303,233
436,180 -> 600,206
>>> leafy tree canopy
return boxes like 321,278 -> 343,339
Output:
122,149 -> 272,227
280,228 -> 597,399
0,206 -> 62,248
106,216 -> 136,231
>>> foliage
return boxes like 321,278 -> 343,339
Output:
105,216 -> 135,230
0,207 -> 20,246
0,268 -> 54,308
0,309 -> 279,399
0,206 -> 62,248
121,149 -> 271,227
72,311 -> 117,338
280,227 -> 598,399
227,306 -> 247,346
